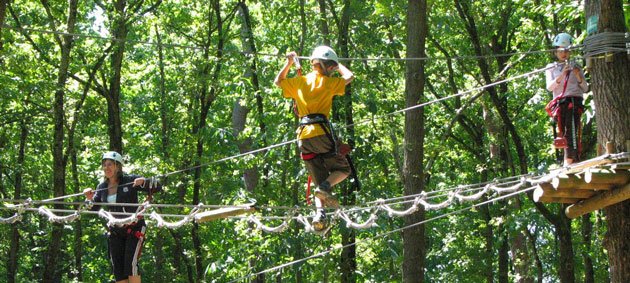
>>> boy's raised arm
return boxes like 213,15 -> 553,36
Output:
337,63 -> 354,85
274,51 -> 297,87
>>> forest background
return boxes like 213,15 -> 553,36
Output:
0,0 -> 629,282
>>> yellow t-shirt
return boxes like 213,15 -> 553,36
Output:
279,71 -> 346,139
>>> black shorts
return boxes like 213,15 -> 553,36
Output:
108,220 -> 146,281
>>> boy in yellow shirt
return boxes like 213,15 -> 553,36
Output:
274,46 -> 354,231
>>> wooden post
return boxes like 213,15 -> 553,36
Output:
565,182 -> 630,219
605,141 -> 615,154
625,140 -> 630,152
596,143 -> 603,156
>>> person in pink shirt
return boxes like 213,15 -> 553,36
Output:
545,33 -> 589,166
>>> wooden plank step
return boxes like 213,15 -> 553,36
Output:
533,186 -> 596,202
194,204 -> 256,223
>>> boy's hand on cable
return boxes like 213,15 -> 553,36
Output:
286,51 -> 297,64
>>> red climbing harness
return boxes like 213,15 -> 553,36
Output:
545,72 -> 570,149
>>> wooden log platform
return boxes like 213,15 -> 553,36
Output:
533,152 -> 630,217
565,182 -> 630,219
194,204 -> 256,223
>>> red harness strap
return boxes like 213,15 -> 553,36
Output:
300,152 -> 318,160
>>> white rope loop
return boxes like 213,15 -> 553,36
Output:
418,191 -> 455,211
150,203 -> 204,229
296,214 -> 314,233
378,197 -> 421,217
455,184 -> 490,202
491,179 -> 526,194
338,211 -> 379,230
38,206 -> 81,223
99,201 -> 150,227
0,198 -> 32,224
0,213 -> 23,224
36,199 -> 93,224
247,215 -> 289,233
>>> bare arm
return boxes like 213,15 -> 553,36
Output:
274,51 -> 296,87
336,63 -> 354,85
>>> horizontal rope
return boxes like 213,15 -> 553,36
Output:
3,24 -> 559,62
4,155 -> 628,230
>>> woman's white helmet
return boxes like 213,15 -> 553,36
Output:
102,151 -> 123,165
310,46 -> 339,64
552,33 -> 573,49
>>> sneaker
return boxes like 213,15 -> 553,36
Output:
314,188 -> 339,209
312,210 -> 327,231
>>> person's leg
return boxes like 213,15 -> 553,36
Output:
563,98 -> 584,166
303,157 -> 330,230
124,225 -> 146,282
109,231 -> 128,282
560,101 -> 576,166
315,153 -> 351,205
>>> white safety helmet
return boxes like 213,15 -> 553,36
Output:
552,33 -> 573,49
310,46 -> 339,64
102,151 -> 123,165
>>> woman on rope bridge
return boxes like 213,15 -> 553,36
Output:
83,151 -> 161,283
545,32 -> 589,166
274,46 -> 354,232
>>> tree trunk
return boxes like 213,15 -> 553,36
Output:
7,122 -> 27,283
581,214 -> 595,283
235,1 -> 260,192
336,1 -> 357,282
192,1 -> 224,281
480,203 -> 494,283
167,229 -> 194,282
106,0 -> 128,152
498,236 -> 509,283
43,1 -> 78,281
402,1 -> 427,282
0,0 -> 7,53
557,205 -> 576,283
585,1 -> 630,282
153,24 -> 168,279
70,146 -> 83,281
317,0 -> 330,46
525,228 -> 544,283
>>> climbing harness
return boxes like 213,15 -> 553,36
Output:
545,65 -> 584,158
297,114 -> 361,203
545,70 -> 570,149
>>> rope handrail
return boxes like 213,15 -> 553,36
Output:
3,156 -> 627,229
